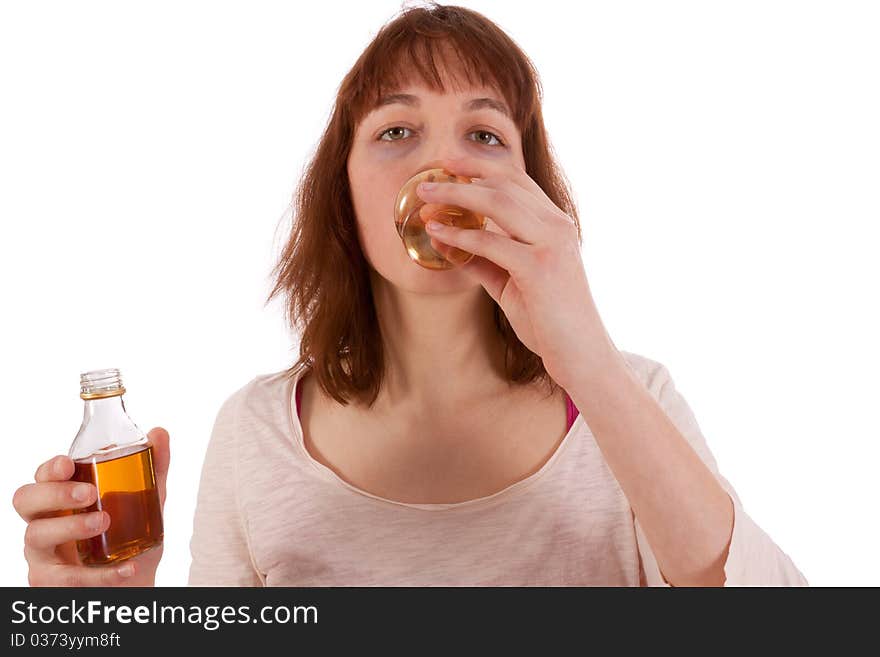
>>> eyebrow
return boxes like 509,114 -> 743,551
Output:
373,93 -> 512,120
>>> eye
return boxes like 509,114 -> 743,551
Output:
377,126 -> 412,142
376,126 -> 507,147
468,130 -> 505,147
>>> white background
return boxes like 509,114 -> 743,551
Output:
1,0 -> 877,587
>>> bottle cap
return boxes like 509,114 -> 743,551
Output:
80,368 -> 126,400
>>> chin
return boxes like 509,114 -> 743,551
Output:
368,254 -> 478,295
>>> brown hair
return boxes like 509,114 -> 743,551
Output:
265,2 -> 581,407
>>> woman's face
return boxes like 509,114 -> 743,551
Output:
347,80 -> 526,293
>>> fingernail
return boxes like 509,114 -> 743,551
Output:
72,484 -> 91,501
419,182 -> 437,191
117,563 -> 134,578
426,221 -> 444,231
86,512 -> 104,531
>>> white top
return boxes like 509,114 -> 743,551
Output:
187,350 -> 808,586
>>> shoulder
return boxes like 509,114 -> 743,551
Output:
214,366 -> 303,425
618,349 -> 673,395
619,349 -> 716,462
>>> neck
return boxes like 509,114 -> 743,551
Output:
370,272 -> 511,409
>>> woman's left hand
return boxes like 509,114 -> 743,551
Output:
417,156 -> 618,389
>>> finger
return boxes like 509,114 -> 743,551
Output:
418,202 -> 455,223
417,181 -> 540,245
432,238 -> 511,303
489,177 -> 576,229
32,561 -> 137,587
34,455 -> 75,483
425,220 -> 529,277
147,427 -> 170,509
444,157 -> 578,234
24,510 -> 109,555
433,156 -> 576,233
418,202 -> 522,242
13,481 -> 97,522
438,156 -> 554,206
417,202 -> 494,232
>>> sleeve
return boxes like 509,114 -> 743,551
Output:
633,360 -> 809,587
188,390 -> 264,586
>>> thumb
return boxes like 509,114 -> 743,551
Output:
147,427 -> 170,509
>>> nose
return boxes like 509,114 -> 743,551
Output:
415,157 -> 461,176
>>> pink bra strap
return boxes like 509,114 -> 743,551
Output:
565,392 -> 579,431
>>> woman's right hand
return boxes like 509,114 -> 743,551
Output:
12,427 -> 171,587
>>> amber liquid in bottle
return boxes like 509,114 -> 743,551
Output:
71,443 -> 163,566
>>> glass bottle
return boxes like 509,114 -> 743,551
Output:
69,368 -> 163,565
394,167 -> 487,270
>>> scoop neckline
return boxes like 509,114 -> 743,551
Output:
284,367 -> 584,512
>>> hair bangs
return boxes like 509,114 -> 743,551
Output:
346,10 -> 537,132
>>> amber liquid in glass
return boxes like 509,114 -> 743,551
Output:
71,444 -> 163,565
397,205 -> 484,269
394,168 -> 486,270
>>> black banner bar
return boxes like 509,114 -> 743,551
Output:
0,586 -> 868,651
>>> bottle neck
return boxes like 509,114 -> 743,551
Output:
82,393 -> 128,423
72,392 -> 145,460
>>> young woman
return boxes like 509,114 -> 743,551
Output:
14,3 -> 807,587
